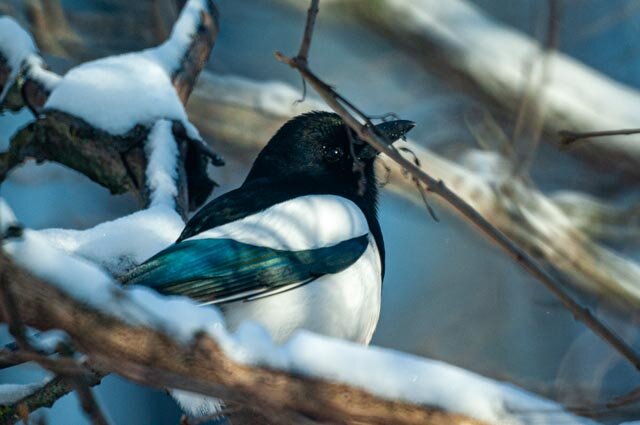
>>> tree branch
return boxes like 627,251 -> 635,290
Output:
559,128 -> 640,145
335,0 -> 640,179
275,1 -> 640,373
0,251 -> 487,425
0,1 -> 222,213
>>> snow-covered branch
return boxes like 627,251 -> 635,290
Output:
0,227 -> 594,425
0,0 -> 221,215
0,16 -> 60,113
333,0 -> 640,179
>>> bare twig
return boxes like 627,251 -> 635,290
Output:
559,128 -> 640,145
0,375 -> 102,425
275,0 -> 640,373
71,376 -> 111,425
297,0 -> 319,63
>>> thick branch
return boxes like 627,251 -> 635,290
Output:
334,0 -> 640,179
0,252 -> 485,425
0,1 -> 221,213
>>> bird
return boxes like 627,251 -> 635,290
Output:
124,111 -> 415,345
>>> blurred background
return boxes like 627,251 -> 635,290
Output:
1,0 -> 640,423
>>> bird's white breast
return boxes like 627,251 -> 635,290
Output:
222,235 -> 381,344
188,194 -> 383,344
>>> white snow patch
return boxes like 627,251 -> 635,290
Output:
170,389 -> 224,417
27,329 -> 70,353
23,56 -> 61,90
0,17 -> 36,71
39,205 -> 183,275
0,17 -> 37,101
43,0 -> 210,135
0,381 -> 49,405
145,119 -> 179,208
0,18 -> 59,101
380,0 -> 640,156
152,0 -> 211,72
44,53 -> 187,134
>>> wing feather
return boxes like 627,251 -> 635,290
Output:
123,235 -> 369,304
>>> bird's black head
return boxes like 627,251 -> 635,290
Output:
244,111 -> 415,213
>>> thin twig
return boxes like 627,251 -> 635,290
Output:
71,376 -> 111,425
297,0 -> 319,64
559,128 -> 640,145
275,0 -> 640,373
292,0 -> 319,102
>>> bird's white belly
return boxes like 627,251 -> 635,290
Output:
222,238 -> 382,344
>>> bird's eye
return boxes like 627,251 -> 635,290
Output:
323,146 -> 343,163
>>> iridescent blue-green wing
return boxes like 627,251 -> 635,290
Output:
123,235 -> 368,304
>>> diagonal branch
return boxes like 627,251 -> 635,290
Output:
559,128 -> 640,145
275,0 -> 640,373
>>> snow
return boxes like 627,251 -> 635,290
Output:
1,209 -> 595,425
0,17 -> 37,101
170,389 -> 224,418
43,0 -> 210,135
0,381 -> 49,405
153,0 -> 212,73
39,205 -> 183,275
44,53 -> 188,135
145,120 -> 179,209
28,330 -> 70,353
0,18 -> 60,102
3,229 -> 225,345
0,17 -> 36,71
23,56 -> 62,91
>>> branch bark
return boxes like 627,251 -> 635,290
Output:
0,251 -> 486,425
0,1 -> 221,213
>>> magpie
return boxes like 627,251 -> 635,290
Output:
124,111 -> 414,345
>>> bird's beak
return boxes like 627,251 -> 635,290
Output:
357,120 -> 416,160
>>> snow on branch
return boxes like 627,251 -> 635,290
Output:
337,0 -> 640,178
0,0 -> 221,215
0,16 -> 60,113
0,219 -> 594,425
